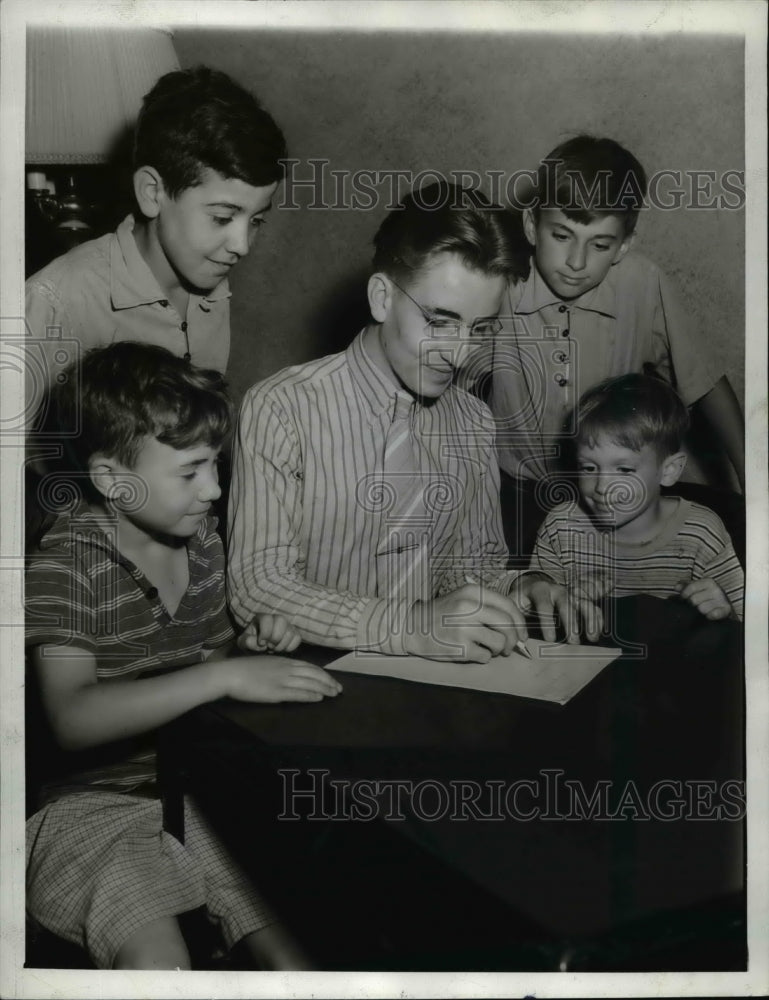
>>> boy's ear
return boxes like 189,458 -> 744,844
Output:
367,272 -> 393,324
133,165 -> 166,220
659,451 -> 687,487
522,208 -> 538,247
612,229 -> 635,265
87,454 -> 122,501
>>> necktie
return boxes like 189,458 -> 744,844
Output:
379,392 -> 431,601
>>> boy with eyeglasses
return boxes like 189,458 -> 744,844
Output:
227,183 -> 603,663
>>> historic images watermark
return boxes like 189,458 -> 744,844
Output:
278,768 -> 746,823
278,161 -> 746,213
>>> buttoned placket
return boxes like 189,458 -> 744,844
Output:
551,302 -> 571,389
159,299 -> 192,361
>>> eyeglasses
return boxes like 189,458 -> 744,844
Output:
390,278 -> 503,341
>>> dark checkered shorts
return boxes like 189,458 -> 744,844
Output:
26,790 -> 275,969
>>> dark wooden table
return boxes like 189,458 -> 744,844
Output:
164,596 -> 745,971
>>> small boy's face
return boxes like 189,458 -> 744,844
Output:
371,252 -> 506,398
110,437 -> 222,538
151,169 -> 277,293
577,437 -> 666,536
524,209 -> 630,301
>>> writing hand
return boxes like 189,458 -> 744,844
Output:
403,584 -> 527,663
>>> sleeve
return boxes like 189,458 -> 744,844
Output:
528,513 -> 569,587
199,525 -> 236,650
648,268 -> 722,406
25,549 -> 99,652
24,275 -> 81,428
690,518 -> 744,621
434,401 -> 541,599
226,387 -> 411,655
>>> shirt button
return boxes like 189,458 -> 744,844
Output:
146,586 -> 159,600
561,328 -> 570,337
558,304 -> 567,313
554,374 -> 568,387
181,321 -> 188,332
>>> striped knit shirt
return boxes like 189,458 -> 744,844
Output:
530,498 -> 744,620
227,331 -> 517,654
25,502 -> 234,793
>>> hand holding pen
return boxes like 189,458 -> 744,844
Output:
464,575 -> 532,659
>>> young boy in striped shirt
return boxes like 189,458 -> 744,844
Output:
25,342 -> 340,970
530,374 -> 744,620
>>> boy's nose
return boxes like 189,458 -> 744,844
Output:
566,244 -> 587,271
199,472 -> 222,503
226,223 -> 251,258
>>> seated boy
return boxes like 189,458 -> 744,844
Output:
227,182 -> 603,661
530,374 -> 744,621
25,65 -> 286,409
486,135 -> 744,561
25,342 -> 341,970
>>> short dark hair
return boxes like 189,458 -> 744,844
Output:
575,373 -> 689,459
534,135 -> 647,237
134,66 -> 287,196
372,182 -> 521,283
49,343 -> 231,495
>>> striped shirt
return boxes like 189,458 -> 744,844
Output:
227,331 -> 516,654
26,502 -> 234,793
530,498 -> 744,620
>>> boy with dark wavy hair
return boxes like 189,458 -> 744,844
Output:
26,66 -> 286,405
25,343 -> 340,970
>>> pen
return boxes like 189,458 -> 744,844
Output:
464,574 -> 532,659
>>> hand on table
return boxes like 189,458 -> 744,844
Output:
675,577 -> 733,621
238,613 -> 301,654
512,574 -> 603,644
402,584 -> 527,663
223,655 -> 342,704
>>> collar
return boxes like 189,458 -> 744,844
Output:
38,500 -> 129,566
110,215 -> 231,311
346,329 -> 409,424
37,498 -> 211,566
514,257 -> 618,318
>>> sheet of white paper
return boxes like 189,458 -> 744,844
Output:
328,638 -> 622,705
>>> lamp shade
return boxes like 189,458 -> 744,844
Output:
26,27 -> 180,164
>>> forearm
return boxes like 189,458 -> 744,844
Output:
230,554 -> 403,651
696,376 -> 745,491
228,393 -> 392,650
47,657 -> 231,750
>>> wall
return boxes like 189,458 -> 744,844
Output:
172,29 -> 745,429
